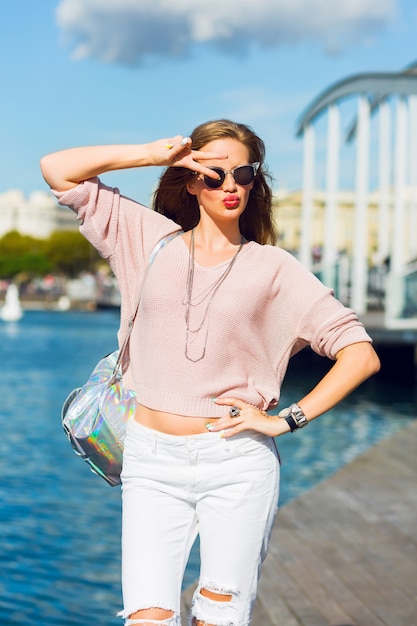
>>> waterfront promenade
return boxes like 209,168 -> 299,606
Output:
359,311 -> 417,344
181,419 -> 417,625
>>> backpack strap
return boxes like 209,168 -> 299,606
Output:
116,230 -> 183,373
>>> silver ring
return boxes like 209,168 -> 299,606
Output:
229,406 -> 240,418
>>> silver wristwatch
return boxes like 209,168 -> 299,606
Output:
278,403 -> 308,432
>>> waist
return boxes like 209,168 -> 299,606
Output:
134,404 -> 218,435
130,381 -> 268,418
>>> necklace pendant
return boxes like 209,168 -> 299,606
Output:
185,343 -> 206,363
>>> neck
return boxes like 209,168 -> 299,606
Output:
186,227 -> 244,269
193,217 -> 243,250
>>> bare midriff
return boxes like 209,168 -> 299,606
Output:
134,404 -> 217,435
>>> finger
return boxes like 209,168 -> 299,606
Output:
192,165 -> 222,180
220,421 -> 249,437
212,397 -> 243,408
191,150 -> 228,160
208,423 -> 242,437
164,136 -> 191,152
191,151 -> 228,178
210,414 -> 244,429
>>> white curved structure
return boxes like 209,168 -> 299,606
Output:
296,65 -> 417,317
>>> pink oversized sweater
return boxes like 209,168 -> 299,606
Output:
54,178 -> 372,418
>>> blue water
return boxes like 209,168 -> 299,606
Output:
0,310 -> 415,625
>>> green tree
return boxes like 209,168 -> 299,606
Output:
44,231 -> 101,277
0,230 -> 102,278
0,230 -> 51,278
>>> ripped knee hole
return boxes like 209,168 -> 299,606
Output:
199,588 -> 233,603
127,606 -> 175,623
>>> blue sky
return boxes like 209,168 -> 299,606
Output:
1,0 -> 416,205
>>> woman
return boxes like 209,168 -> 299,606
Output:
40,119 -> 380,626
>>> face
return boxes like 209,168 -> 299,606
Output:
186,138 -> 254,225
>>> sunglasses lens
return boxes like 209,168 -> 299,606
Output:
203,168 -> 224,189
233,165 -> 255,185
202,165 -> 257,188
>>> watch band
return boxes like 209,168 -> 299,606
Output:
283,414 -> 298,432
278,403 -> 308,432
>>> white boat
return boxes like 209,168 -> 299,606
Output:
0,284 -> 23,322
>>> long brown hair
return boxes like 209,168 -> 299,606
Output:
152,119 -> 276,245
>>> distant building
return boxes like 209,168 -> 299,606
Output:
274,188 -> 395,263
0,189 -> 78,239
0,185 -> 397,262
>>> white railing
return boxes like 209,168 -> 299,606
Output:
385,262 -> 417,328
313,254 -> 350,304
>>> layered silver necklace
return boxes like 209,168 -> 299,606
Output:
183,228 -> 244,362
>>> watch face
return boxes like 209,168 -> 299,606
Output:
278,407 -> 291,418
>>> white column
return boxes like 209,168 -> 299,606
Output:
351,95 -> 370,315
391,97 -> 408,273
408,96 -> 417,260
323,104 -> 340,288
377,100 -> 391,262
299,123 -> 315,269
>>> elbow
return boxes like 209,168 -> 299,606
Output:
336,341 -> 381,380
368,346 -> 381,377
39,154 -> 72,192
358,342 -> 381,379
39,154 -> 53,188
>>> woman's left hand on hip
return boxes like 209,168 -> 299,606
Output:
207,397 -> 286,438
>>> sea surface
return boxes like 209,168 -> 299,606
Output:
0,310 -> 415,625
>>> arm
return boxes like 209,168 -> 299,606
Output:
211,341 -> 380,437
40,136 -> 226,191
295,341 -> 380,421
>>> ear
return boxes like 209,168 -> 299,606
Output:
186,175 -> 198,196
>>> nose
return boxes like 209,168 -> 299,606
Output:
223,171 -> 237,191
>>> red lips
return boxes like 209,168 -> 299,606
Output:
223,195 -> 240,209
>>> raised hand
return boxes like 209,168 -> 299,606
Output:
148,136 -> 227,178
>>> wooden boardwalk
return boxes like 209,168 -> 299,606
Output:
182,420 -> 417,625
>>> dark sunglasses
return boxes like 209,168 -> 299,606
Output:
198,163 -> 260,189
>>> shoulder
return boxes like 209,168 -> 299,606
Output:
54,175 -> 179,229
247,241 -> 310,273
53,176 -> 180,260
245,242 -> 333,300
53,176 -> 147,215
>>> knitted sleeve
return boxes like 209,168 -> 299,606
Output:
52,177 -> 181,263
297,291 -> 372,359
274,250 -> 372,360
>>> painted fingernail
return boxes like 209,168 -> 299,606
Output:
165,143 -> 174,150
180,137 -> 190,146
211,397 -> 217,402
205,423 -> 215,431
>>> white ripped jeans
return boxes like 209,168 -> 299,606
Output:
118,419 -> 280,626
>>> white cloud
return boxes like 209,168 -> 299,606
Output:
56,0 -> 396,66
